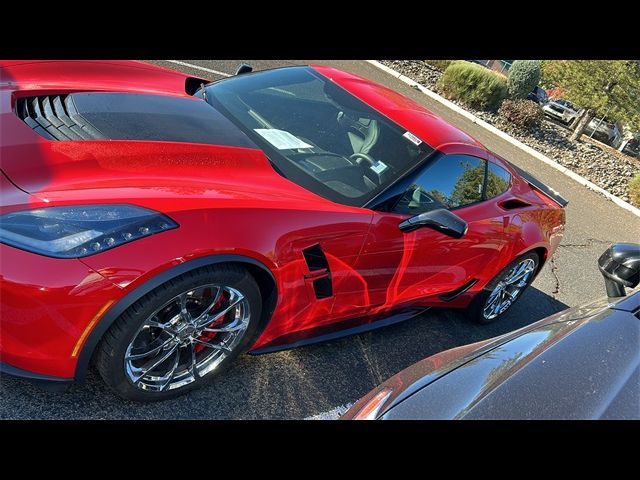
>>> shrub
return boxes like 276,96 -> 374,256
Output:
436,61 -> 508,111
498,99 -> 543,129
424,60 -> 453,72
630,174 -> 640,206
507,60 -> 542,99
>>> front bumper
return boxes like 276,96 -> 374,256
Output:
0,360 -> 72,391
0,244 -> 124,379
543,109 -> 564,120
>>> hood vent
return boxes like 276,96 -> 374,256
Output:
14,92 -> 256,148
16,95 -> 106,141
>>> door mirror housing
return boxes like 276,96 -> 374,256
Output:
235,64 -> 253,75
398,208 -> 468,238
598,243 -> 640,298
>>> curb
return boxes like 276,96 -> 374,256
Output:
367,60 -> 640,218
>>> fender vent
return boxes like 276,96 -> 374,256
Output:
15,95 -> 105,141
312,277 -> 333,299
302,244 -> 333,299
302,244 -> 330,271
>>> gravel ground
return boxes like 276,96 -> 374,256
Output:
380,60 -> 640,204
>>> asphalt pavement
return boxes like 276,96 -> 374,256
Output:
1,60 -> 638,419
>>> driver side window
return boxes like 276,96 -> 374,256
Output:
394,154 -> 486,214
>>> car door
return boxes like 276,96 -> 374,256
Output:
337,153 -> 513,314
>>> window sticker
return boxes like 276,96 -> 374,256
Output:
370,160 -> 389,175
254,129 -> 313,150
403,131 -> 423,146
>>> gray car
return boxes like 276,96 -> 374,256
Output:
584,116 -> 622,146
343,243 -> 640,420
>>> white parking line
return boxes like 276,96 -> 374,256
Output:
166,60 -> 232,78
305,403 -> 353,420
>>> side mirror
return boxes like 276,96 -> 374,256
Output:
398,209 -> 468,238
235,63 -> 253,75
598,243 -> 640,298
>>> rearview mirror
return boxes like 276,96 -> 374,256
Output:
398,209 -> 468,238
598,243 -> 640,298
235,64 -> 253,75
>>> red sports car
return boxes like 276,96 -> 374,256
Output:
0,61 -> 566,401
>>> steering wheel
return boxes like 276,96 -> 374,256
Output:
349,152 -> 376,167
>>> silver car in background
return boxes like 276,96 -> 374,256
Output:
542,98 -> 579,125
584,116 -> 622,146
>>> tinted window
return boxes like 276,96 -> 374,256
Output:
202,67 -> 434,207
485,162 -> 511,199
394,155 -> 486,214
556,99 -> 573,108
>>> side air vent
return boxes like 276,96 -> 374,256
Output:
15,95 -> 105,141
302,244 -> 333,299
302,244 -> 330,271
312,277 -> 333,299
498,198 -> 532,210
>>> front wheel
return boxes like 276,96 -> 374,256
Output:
95,265 -> 262,401
467,252 -> 540,324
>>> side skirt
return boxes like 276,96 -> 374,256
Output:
0,361 -> 73,392
249,307 -> 427,355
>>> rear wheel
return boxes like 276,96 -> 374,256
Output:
467,252 -> 539,324
95,265 -> 262,401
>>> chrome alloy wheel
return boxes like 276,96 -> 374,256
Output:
482,258 -> 536,321
124,284 -> 250,392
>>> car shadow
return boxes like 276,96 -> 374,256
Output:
0,287 -> 568,420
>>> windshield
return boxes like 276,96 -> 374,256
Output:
558,99 -> 576,110
200,67 -> 434,207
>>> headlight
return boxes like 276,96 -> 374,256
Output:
0,204 -> 178,258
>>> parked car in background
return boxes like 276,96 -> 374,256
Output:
584,116 -> 622,146
343,243 -> 640,420
621,135 -> 640,158
527,86 -> 548,105
542,99 -> 579,125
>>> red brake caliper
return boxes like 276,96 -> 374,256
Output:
193,290 -> 227,353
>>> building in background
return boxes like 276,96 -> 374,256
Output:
473,60 -> 513,75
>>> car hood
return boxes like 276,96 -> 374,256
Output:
0,88 -> 325,206
345,292 -> 640,419
0,138 -> 327,209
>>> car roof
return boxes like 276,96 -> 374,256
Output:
311,65 -> 484,151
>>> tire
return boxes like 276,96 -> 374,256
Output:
466,251 -> 540,325
95,264 -> 262,401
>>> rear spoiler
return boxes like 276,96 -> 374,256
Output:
507,162 -> 569,208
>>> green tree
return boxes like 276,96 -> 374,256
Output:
542,60 -> 640,141
507,60 -> 541,99
450,163 -> 484,207
427,188 -> 448,205
485,170 -> 510,198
